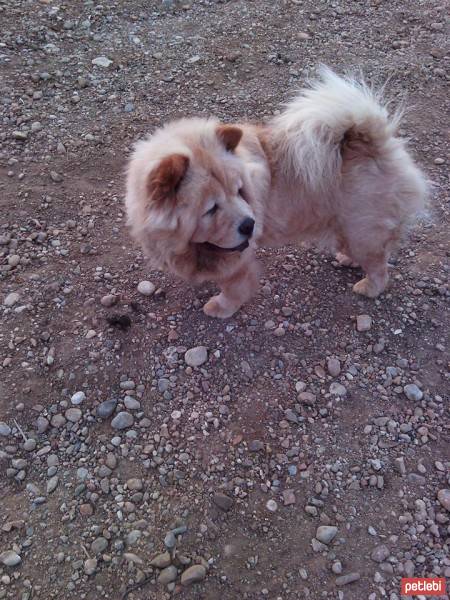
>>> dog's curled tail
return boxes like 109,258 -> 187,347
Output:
272,66 -> 403,192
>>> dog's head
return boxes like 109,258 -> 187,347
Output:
126,118 -> 257,277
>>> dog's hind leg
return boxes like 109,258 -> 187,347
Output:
203,258 -> 260,319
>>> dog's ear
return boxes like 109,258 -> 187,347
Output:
147,154 -> 189,204
216,124 -> 243,152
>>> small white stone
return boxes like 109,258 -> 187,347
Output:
71,391 -> 86,405
184,346 -> 208,367
137,280 -> 156,296
266,499 -> 278,512
356,314 -> 372,332
92,56 -> 112,68
4,292 -> 20,307
403,384 -> 423,402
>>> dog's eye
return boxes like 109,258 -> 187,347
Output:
238,188 -> 249,202
204,204 -> 218,217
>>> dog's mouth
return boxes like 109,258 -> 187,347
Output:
201,240 -> 250,253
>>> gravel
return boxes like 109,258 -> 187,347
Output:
111,411 -> 134,429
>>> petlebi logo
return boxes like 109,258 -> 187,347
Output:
401,578 -> 446,597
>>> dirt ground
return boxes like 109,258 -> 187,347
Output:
0,1 -> 449,599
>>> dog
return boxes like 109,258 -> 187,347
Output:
125,67 -> 427,318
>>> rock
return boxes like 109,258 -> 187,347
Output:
4,292 -> 20,307
316,526 -> 338,545
356,314 -> 372,332
332,560 -> 343,574
91,537 -> 108,555
36,417 -> 49,433
158,565 -> 178,585
213,492 -> 234,512
329,382 -> 347,397
0,422 -> 12,436
126,478 -> 143,491
151,552 -> 172,569
92,56 -> 113,68
96,399 -> 117,418
101,294 -> 118,307
184,346 -> 208,367
50,171 -> 63,183
111,411 -> 134,429
137,280 -> 156,296
84,558 -> 97,575
164,532 -> 177,549
403,384 -> 423,402
282,489 -> 296,506
437,489 -> 450,512
71,391 -> 86,405
327,357 -> 341,377
47,476 -> 59,494
266,499 -> 278,512
371,544 -> 390,563
65,408 -> 82,422
124,396 -> 141,410
336,572 -> 360,585
248,440 -> 264,452
0,551 -> 22,567
181,564 -> 207,586
23,438 -> 36,452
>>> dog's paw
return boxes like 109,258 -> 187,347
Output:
203,295 -> 237,319
353,277 -> 380,298
336,252 -> 359,268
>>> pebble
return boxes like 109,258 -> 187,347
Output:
111,411 -> 134,429
356,314 -> 372,332
84,558 -> 97,575
329,382 -> 347,397
92,56 -> 113,68
0,422 -> 12,436
315,525 -> 338,545
124,396 -> 141,410
181,564 -> 207,586
371,544 -> 390,562
137,280 -> 156,296
282,489 -> 296,506
101,294 -> 118,307
336,572 -> 361,586
65,408 -> 82,423
36,417 -> 49,434
91,537 -> 108,554
23,439 -> 36,452
184,346 -> 208,367
71,391 -> 86,405
47,476 -> 59,494
126,478 -> 143,491
403,384 -> 423,402
4,292 -> 20,307
96,399 -> 117,418
327,357 -> 341,377
0,551 -> 22,567
151,552 -> 172,569
158,565 -> 178,585
164,532 -> 177,549
213,492 -> 234,512
437,489 -> 450,511
266,499 -> 278,512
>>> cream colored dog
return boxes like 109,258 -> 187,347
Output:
126,67 -> 427,318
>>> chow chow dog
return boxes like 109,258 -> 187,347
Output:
125,67 -> 427,318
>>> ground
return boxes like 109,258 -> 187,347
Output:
0,1 -> 449,599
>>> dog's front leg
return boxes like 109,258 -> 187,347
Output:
203,257 -> 260,319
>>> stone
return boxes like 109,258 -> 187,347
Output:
4,292 -> 20,307
327,357 -> 341,377
151,552 -> 172,569
356,314 -> 372,332
403,384 -> 423,402
0,422 -> 12,436
158,565 -> 178,585
282,489 -> 296,506
23,438 -> 36,451
336,572 -> 361,585
47,476 -> 59,494
96,399 -> 117,418
437,489 -> 450,512
101,294 -> 118,307
111,411 -> 134,429
71,391 -> 86,405
184,346 -> 208,367
92,56 -> 113,68
266,499 -> 278,512
91,537 -> 108,555
124,396 -> 141,410
316,526 -> 338,545
137,280 -> 156,296
213,492 -> 234,512
0,551 -> 21,567
84,558 -> 97,575
329,382 -> 347,396
65,408 -> 82,422
126,478 -> 143,491
181,564 -> 207,586
371,544 -> 390,563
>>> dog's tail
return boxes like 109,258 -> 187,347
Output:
272,66 -> 404,192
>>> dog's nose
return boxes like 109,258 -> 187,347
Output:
238,217 -> 255,238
